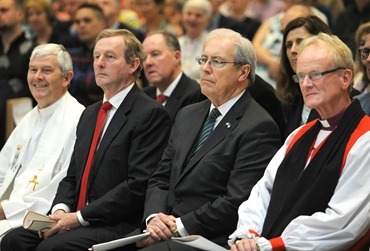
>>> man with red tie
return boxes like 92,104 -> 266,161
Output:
2,29 -> 171,251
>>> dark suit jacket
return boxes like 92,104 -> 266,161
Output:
143,73 -> 206,124
249,75 -> 285,142
143,90 -> 281,246
217,13 -> 255,40
52,84 -> 171,232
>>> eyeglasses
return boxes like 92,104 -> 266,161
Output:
359,48 -> 370,60
292,67 -> 345,83
196,56 -> 237,68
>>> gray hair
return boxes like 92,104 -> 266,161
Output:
30,43 -> 73,76
204,28 -> 257,84
298,33 -> 355,92
183,0 -> 212,19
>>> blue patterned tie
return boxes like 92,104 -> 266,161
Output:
190,108 -> 221,156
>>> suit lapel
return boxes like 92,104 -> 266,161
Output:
176,101 -> 210,172
86,85 -> 139,188
165,75 -> 187,113
144,86 -> 156,100
76,103 -> 100,183
178,90 -> 251,183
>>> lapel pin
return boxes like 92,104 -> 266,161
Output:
226,122 -> 231,128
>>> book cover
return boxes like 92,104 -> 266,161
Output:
23,211 -> 56,233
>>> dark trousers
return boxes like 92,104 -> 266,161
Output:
136,240 -> 202,251
1,224 -> 137,251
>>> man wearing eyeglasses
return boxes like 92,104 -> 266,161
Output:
135,28 -> 281,251
229,33 -> 370,251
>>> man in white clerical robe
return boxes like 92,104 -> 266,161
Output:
0,43 -> 84,238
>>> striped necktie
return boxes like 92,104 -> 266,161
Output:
190,108 -> 221,156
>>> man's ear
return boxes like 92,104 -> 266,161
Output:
64,71 -> 74,88
238,64 -> 250,82
129,58 -> 140,74
341,68 -> 353,90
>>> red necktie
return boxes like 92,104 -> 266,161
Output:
77,101 -> 112,210
156,94 -> 167,104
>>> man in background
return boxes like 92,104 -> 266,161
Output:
143,30 -> 206,124
0,0 -> 35,148
94,0 -> 145,42
67,3 -> 107,106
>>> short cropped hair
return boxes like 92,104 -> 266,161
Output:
298,33 -> 354,92
146,30 -> 181,52
96,29 -> 145,78
204,28 -> 257,84
77,3 -> 105,21
30,43 -> 73,76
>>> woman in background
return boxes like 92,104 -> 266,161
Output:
275,16 -> 332,139
354,22 -> 370,115
24,0 -> 74,47
179,0 -> 212,82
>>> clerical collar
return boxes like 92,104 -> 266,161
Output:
319,108 -> 347,131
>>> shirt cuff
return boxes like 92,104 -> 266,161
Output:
176,217 -> 189,237
77,210 -> 89,226
228,229 -> 259,246
146,213 -> 158,226
51,203 -> 70,214
269,237 -> 285,251
256,237 -> 273,251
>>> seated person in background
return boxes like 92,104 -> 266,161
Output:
93,0 -> 145,42
0,43 -> 84,238
0,0 -> 35,149
354,21 -> 370,94
352,22 -> 370,116
143,30 -> 206,125
275,16 -> 331,139
207,0 -> 252,39
332,0 -> 370,58
252,4 -> 313,88
67,3 -> 107,106
24,0 -> 74,46
1,29 -> 171,251
218,0 -> 261,40
163,0 -> 184,37
136,28 -> 281,251
179,0 -> 212,82
51,0 -> 88,49
245,0 -> 283,22
229,33 -> 370,251
135,0 -> 177,36
248,75 -> 286,143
